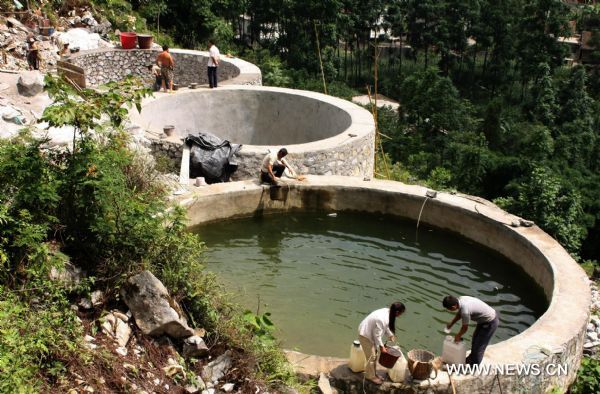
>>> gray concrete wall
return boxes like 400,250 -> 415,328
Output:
135,86 -> 376,179
176,176 -> 590,394
66,48 -> 262,88
137,89 -> 352,144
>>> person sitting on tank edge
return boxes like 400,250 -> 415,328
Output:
260,148 -> 295,185
357,302 -> 406,385
443,295 -> 499,365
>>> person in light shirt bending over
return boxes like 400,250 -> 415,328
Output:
357,302 -> 406,385
443,295 -> 499,365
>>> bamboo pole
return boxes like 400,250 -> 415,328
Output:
367,40 -> 390,180
313,20 -> 328,95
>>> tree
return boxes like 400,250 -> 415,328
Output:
404,0 -> 440,67
527,63 -> 558,127
399,67 -> 475,135
555,66 -> 596,169
495,166 -> 587,256
515,0 -> 569,89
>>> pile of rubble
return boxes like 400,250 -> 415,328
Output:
52,267 -> 248,393
584,280 -> 600,355
60,8 -> 112,36
0,8 -> 113,73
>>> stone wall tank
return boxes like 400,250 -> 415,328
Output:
176,176 -> 590,394
65,48 -> 262,87
130,86 -> 376,179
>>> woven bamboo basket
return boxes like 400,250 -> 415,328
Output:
407,349 -> 436,380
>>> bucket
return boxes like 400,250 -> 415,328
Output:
120,32 -> 137,49
137,34 -> 153,49
379,347 -> 402,369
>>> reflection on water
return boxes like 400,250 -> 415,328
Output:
192,212 -> 548,357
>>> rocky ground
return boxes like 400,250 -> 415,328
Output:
0,7 -> 114,140
51,265 -> 267,394
0,10 -> 274,393
584,279 -> 600,355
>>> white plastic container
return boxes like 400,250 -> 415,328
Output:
387,347 -> 408,383
348,340 -> 367,372
442,335 -> 466,365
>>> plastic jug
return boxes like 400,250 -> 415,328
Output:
348,340 -> 367,372
387,347 -> 408,383
442,335 -> 466,365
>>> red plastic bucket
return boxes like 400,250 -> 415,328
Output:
120,32 -> 137,49
379,347 -> 402,368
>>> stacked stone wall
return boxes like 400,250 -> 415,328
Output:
67,48 -> 261,87
150,131 -> 375,180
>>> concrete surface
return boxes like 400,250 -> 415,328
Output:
176,175 -> 590,393
133,87 -> 353,144
134,86 -> 376,179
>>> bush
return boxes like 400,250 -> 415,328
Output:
1,75 -> 305,390
572,357 -> 600,394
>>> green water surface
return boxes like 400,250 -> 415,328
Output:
193,212 -> 548,357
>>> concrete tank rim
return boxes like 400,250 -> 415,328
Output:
175,175 -> 590,389
129,85 -> 376,153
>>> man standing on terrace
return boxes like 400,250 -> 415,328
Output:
157,45 -> 175,92
207,39 -> 220,88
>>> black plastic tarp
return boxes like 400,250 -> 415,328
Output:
184,132 -> 241,184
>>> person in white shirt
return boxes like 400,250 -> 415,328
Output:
260,148 -> 294,185
357,302 -> 406,384
207,39 -> 220,88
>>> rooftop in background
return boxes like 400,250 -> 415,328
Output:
352,94 -> 399,111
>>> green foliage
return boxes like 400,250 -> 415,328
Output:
0,292 -> 83,392
426,167 -> 453,191
399,68 -> 475,135
243,311 -> 275,343
494,166 -> 587,256
527,63 -> 558,126
572,357 -> 600,394
546,386 -> 564,394
0,75 -> 304,389
580,260 -> 598,278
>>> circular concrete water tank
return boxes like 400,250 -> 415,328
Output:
130,86 -> 376,179
178,176 -> 590,393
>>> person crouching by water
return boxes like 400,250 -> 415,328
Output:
443,295 -> 498,365
260,148 -> 295,185
357,302 -> 406,385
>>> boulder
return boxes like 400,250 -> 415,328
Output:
202,351 -> 232,382
17,71 -> 44,97
55,28 -> 113,51
183,335 -> 209,359
49,261 -> 84,287
120,271 -> 194,338
318,373 -> 334,394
